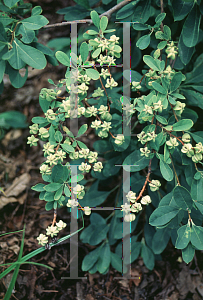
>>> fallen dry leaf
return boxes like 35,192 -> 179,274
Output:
0,173 -> 31,209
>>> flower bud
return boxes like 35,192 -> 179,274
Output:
182,133 -> 191,143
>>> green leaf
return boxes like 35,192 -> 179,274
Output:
116,0 -> 139,19
82,247 -> 101,271
51,164 -> 64,183
80,42 -> 89,63
123,150 -> 150,172
31,116 -> 46,124
8,41 -> 26,70
191,223 -> 203,250
14,39 -> 46,69
143,55 -> 160,71
152,228 -> 170,254
172,0 -> 193,21
61,144 -> 75,153
7,65 -> 28,89
91,47 -> 101,58
77,140 -> 88,149
100,16 -> 108,32
21,15 -> 49,30
136,34 -> 150,50
54,186 -> 63,200
111,252 -> 124,273
4,0 -> 18,8
16,24 -> 35,44
31,183 -> 46,192
155,12 -> 166,23
90,10 -> 100,29
149,206 -> 180,227
43,183 -> 62,192
55,51 -> 70,66
191,178 -> 203,201
73,0 -> 90,9
151,81 -> 167,94
172,119 -> 193,131
31,6 -> 42,16
0,60 -> 6,83
89,224 -> 109,246
175,223 -> 191,249
182,242 -> 195,264
86,68 -> 100,80
53,131 -> 62,143
170,72 -> 183,92
155,115 -> 168,125
0,111 -> 27,129
190,131 -> 203,144
97,243 -> 111,274
77,124 -> 88,137
178,32 -> 195,65
182,4 -> 201,47
45,201 -> 54,211
163,25 -> 171,40
173,186 -> 193,210
159,158 -> 174,181
158,41 -> 167,49
133,0 -> 151,23
141,243 -> 154,270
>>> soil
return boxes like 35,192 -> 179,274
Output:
1,1 -> 203,299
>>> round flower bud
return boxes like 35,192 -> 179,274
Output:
114,134 -> 125,145
100,112 -> 112,121
182,133 -> 191,143
84,206 -> 91,215
192,153 -> 202,163
124,213 -> 136,222
149,180 -> 161,192
141,195 -> 151,205
39,127 -> 49,139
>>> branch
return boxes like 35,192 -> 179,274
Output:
43,0 -> 132,28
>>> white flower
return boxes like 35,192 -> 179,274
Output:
115,134 -> 125,145
141,195 -> 152,205
149,180 -> 161,192
56,220 -> 67,231
91,120 -> 101,129
78,148 -> 90,159
126,191 -> 136,203
98,105 -> 108,114
124,213 -> 136,222
105,78 -> 118,89
131,203 -> 142,213
93,162 -> 103,172
66,199 -> 79,207
79,162 -> 91,173
101,121 -> 112,132
100,68 -> 110,80
109,35 -> 119,43
56,150 -> 66,161
83,206 -> 91,215
40,164 -> 52,175
37,234 -> 48,246
88,151 -> 98,163
46,154 -> 58,166
143,105 -> 153,115
121,203 -> 131,213
46,225 -> 59,237
43,142 -> 55,156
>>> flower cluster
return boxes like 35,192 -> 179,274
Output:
37,220 -> 67,246
121,191 -> 152,222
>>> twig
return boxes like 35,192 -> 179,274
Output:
43,0 -> 132,29
136,159 -> 152,201
169,153 -> 180,185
